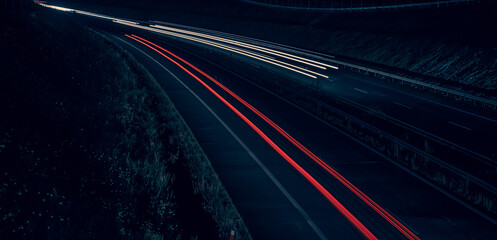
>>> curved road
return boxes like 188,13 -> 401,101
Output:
36,3 -> 497,239
111,32 -> 496,239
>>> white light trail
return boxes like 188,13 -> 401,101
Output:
113,19 -> 139,25
117,22 -> 319,78
34,2 -> 334,78
35,2 -> 74,12
151,24 -> 338,70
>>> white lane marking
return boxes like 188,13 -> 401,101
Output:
342,97 -> 495,164
394,102 -> 412,110
449,121 -> 472,131
36,2 -> 497,125
354,88 -> 368,94
157,37 -> 497,227
176,38 -> 496,230
226,69 -> 497,227
113,35 -> 329,240
39,3 -> 329,78
346,73 -> 497,124
154,32 -> 496,167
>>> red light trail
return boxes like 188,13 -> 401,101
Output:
129,34 -> 421,240
125,34 -> 418,240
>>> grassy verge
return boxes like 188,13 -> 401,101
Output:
0,3 -> 249,239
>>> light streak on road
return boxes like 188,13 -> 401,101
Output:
34,1 -> 136,23
31,2 -> 420,238
34,2 -> 335,78
150,24 -> 339,70
131,34 -> 421,240
112,19 -> 139,25
116,21 -> 321,78
126,34 -> 378,240
34,2 -> 74,12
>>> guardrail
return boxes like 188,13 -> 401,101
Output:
118,19 -> 497,219
241,0 -> 477,11
323,57 -> 497,108
207,29 -> 497,108
154,19 -> 497,108
38,1 -> 495,109
172,39 -> 497,219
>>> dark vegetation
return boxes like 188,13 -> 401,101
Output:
3,0 -> 496,236
47,0 -> 497,218
52,0 -> 497,97
0,3 -> 249,239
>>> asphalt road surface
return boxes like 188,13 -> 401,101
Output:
36,3 -> 497,239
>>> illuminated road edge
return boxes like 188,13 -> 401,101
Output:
34,2 -> 422,239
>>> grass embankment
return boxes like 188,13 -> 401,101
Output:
0,4 -> 249,239
53,0 -> 497,96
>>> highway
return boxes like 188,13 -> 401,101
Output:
37,3 -> 497,239
141,20 -> 497,163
